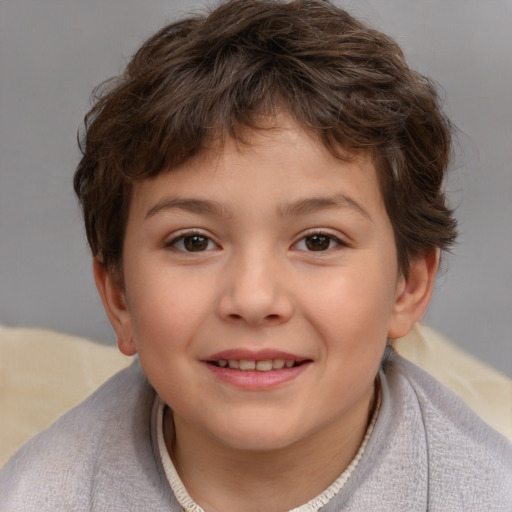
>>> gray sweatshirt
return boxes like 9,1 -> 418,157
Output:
1,351 -> 511,511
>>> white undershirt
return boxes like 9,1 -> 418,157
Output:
156,390 -> 380,512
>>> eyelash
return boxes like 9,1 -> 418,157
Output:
164,230 -> 348,253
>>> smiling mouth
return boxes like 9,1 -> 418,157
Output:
208,359 -> 308,372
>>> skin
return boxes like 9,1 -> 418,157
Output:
95,117 -> 438,512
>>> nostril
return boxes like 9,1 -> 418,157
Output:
227,313 -> 281,324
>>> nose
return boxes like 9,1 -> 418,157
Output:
217,249 -> 294,327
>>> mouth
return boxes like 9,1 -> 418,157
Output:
207,358 -> 308,372
203,351 -> 312,389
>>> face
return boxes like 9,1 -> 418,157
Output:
98,119 -> 430,454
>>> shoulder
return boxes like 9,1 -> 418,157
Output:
393,322 -> 511,439
0,362 -> 172,511
387,350 -> 512,510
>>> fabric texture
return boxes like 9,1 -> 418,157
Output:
1,351 -> 511,511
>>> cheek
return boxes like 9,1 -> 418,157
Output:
298,265 -> 396,360
304,265 -> 396,326
125,267 -> 215,351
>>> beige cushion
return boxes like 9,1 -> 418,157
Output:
0,327 -> 132,466
1,324 -> 510,468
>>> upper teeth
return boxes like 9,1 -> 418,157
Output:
217,359 -> 296,371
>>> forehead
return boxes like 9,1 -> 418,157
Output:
127,119 -> 385,225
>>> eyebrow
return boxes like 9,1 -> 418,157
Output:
145,193 -> 371,221
145,197 -> 233,220
277,194 -> 372,221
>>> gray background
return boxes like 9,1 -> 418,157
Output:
1,0 -> 511,375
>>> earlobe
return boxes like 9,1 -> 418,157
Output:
387,249 -> 439,339
93,258 -> 137,356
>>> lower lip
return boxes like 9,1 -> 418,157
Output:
204,362 -> 310,390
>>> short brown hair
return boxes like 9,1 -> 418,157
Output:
74,0 -> 457,276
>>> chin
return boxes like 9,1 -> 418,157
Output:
212,417 -> 305,453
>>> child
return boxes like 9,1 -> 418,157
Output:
1,0 -> 511,510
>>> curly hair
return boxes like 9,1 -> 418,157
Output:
74,0 -> 457,276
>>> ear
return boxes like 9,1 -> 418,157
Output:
93,258 -> 137,356
387,249 -> 439,339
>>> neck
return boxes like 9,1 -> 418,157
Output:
164,384 -> 377,512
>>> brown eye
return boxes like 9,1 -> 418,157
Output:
293,232 -> 345,253
304,234 -> 331,251
183,235 -> 209,251
166,232 -> 218,252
